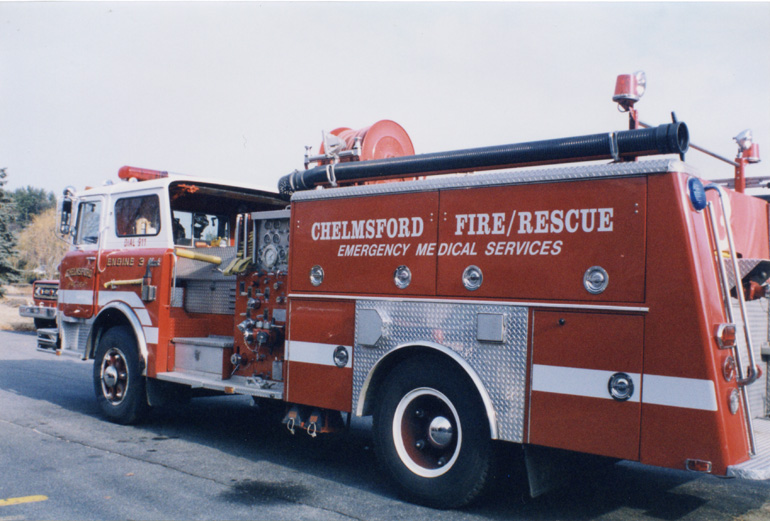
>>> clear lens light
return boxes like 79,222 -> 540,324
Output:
634,70 -> 647,98
733,129 -> 754,151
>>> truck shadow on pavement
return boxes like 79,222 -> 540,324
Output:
1,354 -> 766,520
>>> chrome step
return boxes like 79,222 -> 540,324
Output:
36,328 -> 58,352
155,371 -> 284,400
727,418 -> 770,479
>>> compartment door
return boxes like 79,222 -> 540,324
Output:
528,311 -> 643,460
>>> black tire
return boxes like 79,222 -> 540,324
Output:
373,355 -> 492,508
93,326 -> 149,424
34,317 -> 56,329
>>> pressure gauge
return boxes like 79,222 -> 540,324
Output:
265,220 -> 272,230
262,244 -> 279,268
272,233 -> 280,244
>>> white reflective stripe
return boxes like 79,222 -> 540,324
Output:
642,374 -> 718,412
58,289 -> 94,305
531,364 -> 642,403
143,327 -> 158,344
286,341 -> 352,368
532,364 -> 720,411
98,291 -> 144,310
134,308 -> 152,326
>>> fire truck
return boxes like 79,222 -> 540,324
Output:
47,72 -> 770,507
19,279 -> 58,329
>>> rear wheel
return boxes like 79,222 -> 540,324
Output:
373,356 -> 492,508
93,326 -> 149,424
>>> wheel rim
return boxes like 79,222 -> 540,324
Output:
100,347 -> 129,406
392,387 -> 462,478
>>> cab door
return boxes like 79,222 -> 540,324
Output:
59,197 -> 103,319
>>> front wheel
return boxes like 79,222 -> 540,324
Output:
93,326 -> 149,424
373,356 -> 491,508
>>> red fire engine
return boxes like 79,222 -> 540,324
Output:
47,72 -> 770,507
19,279 -> 58,329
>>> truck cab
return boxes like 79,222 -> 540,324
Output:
55,168 -> 285,383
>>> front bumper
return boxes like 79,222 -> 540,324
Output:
19,305 -> 56,320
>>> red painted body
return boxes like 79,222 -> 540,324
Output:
55,117 -> 768,492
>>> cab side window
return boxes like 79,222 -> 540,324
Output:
115,195 -> 161,237
74,200 -> 102,245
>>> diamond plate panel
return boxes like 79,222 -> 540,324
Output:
353,300 -> 529,442
175,246 -> 238,280
293,159 -> 691,202
734,297 -> 769,417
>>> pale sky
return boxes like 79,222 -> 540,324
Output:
1,2 -> 769,196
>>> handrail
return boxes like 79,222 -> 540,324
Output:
704,183 -> 758,454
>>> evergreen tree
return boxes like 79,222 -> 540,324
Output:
0,168 -> 21,287
12,186 -> 56,229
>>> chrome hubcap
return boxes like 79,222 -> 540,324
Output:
428,416 -> 454,448
393,388 -> 461,478
100,347 -> 129,405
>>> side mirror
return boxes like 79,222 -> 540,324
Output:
59,187 -> 75,237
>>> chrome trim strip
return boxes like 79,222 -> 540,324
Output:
289,293 -> 649,313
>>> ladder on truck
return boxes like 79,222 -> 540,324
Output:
704,184 -> 770,478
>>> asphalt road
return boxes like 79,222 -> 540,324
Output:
1,329 -> 769,521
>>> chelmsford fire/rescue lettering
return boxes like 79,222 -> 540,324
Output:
311,216 -> 424,241
40,73 -> 770,509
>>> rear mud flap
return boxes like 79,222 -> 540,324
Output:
523,444 -> 616,498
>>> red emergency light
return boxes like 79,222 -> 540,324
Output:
118,165 -> 169,182
612,71 -> 647,109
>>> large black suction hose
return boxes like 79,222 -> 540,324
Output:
278,122 -> 688,196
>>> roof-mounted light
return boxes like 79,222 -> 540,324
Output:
734,129 -> 761,164
734,129 -> 753,151
118,166 -> 169,182
612,71 -> 646,108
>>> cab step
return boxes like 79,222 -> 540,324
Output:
36,328 -> 59,352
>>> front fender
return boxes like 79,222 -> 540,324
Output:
88,301 -> 149,374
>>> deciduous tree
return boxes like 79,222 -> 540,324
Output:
17,207 -> 69,281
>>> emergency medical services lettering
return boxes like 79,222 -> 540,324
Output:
313,208 -> 614,257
